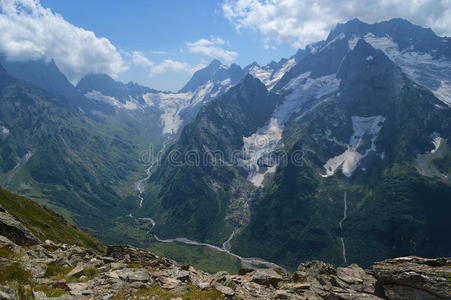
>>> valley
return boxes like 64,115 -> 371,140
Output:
0,15 -> 451,276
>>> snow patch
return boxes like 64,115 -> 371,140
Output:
85,90 -> 140,110
285,73 -> 341,101
249,65 -> 272,85
430,132 -> 442,154
322,116 -> 385,177
321,32 -> 346,52
267,58 -> 296,90
242,72 -> 340,186
148,92 -> 192,135
366,56 -> 374,61
85,90 -> 122,108
142,93 -> 154,106
149,80 -> 224,135
348,36 -> 360,50
1,126 -> 9,135
248,58 -> 296,91
364,34 -> 451,106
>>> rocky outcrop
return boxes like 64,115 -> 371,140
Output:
0,216 -> 450,299
373,256 -> 451,299
0,205 -> 40,246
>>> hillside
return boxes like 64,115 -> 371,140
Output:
0,189 -> 103,253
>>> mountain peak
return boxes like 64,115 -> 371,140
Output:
208,59 -> 222,68
179,60 -> 239,93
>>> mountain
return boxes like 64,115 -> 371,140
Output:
76,73 -> 159,110
0,50 -> 297,252
326,18 -> 451,105
142,18 -> 451,269
245,50 -> 304,91
78,60 -> 254,136
179,59 -> 245,93
0,62 -> 149,240
143,75 -> 282,242
0,57 -> 102,112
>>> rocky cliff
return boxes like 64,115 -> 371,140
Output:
0,203 -> 450,299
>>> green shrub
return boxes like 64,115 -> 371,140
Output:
44,264 -> 73,279
83,267 -> 98,280
0,264 -> 32,284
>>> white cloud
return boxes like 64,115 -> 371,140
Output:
132,51 -> 153,68
0,0 -> 127,83
149,59 -> 205,77
222,0 -> 451,48
187,36 -> 238,63
151,50 -> 168,55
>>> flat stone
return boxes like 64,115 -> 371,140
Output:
160,277 -> 182,289
110,262 -> 127,270
215,284 -> 235,296
65,265 -> 85,278
249,269 -> 283,286
337,265 -> 364,284
99,256 -> 115,263
198,281 -> 211,289
105,270 -> 120,279
173,269 -> 190,282
68,282 -> 90,296
115,268 -> 150,282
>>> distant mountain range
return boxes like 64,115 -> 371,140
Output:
0,18 -> 450,269
142,18 -> 451,268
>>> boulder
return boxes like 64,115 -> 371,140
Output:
160,277 -> 182,289
65,264 -> 85,278
249,269 -> 283,286
337,264 -> 377,293
67,282 -> 91,296
373,256 -> 451,299
106,245 -> 173,268
23,262 -> 47,278
0,209 -> 40,246
114,268 -> 150,282
214,284 -> 235,296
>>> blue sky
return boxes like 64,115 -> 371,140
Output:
1,0 -> 449,92
40,0 -> 295,91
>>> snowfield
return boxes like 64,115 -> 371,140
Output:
248,57 -> 297,91
242,72 -> 341,187
322,115 -> 385,178
364,33 -> 451,106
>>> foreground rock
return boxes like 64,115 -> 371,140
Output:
0,209 -> 449,299
0,205 -> 40,246
373,256 -> 451,299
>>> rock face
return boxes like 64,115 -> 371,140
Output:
0,215 -> 450,299
0,205 -> 40,246
373,256 -> 451,299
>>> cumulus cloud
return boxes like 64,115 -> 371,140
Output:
187,36 -> 238,63
0,0 -> 127,83
132,51 -> 153,68
222,0 -> 451,48
149,59 -> 205,77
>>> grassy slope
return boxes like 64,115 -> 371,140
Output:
0,189 -> 104,253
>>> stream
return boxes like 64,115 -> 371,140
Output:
338,191 -> 348,265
